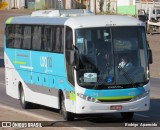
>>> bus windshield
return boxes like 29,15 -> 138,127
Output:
75,26 -> 148,89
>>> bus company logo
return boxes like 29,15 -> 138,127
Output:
2,122 -> 11,127
88,74 -> 94,78
40,56 -> 52,73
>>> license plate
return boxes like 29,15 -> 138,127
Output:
110,105 -> 122,110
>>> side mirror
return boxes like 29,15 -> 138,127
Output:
148,49 -> 153,64
66,50 -> 75,66
67,50 -> 79,67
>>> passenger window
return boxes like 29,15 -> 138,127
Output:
22,26 -> 31,49
43,26 -> 52,51
55,27 -> 61,52
14,25 -> 22,48
53,26 -> 64,53
6,25 -> 15,48
60,27 -> 64,53
32,26 -> 42,50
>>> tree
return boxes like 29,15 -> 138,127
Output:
106,0 -> 111,12
98,0 -> 104,12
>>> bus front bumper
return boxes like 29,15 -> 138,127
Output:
75,94 -> 150,114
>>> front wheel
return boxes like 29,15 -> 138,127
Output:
20,86 -> 32,109
60,94 -> 74,121
121,112 -> 134,120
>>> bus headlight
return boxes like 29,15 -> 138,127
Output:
77,93 -> 99,103
130,90 -> 150,102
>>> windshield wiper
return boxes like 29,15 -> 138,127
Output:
118,66 -> 136,88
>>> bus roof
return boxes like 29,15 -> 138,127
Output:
64,15 -> 144,28
6,14 -> 144,29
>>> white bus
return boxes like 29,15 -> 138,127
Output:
4,9 -> 152,121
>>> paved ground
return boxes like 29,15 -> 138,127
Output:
147,34 -> 160,78
0,105 -> 78,129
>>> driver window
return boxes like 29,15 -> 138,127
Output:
65,26 -> 74,85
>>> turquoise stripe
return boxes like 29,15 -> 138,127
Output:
84,87 -> 145,99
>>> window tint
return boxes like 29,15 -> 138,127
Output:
14,25 -> 22,48
53,26 -> 64,53
6,25 -> 15,48
65,26 -> 74,85
42,26 -> 52,51
32,26 -> 42,50
61,28 -> 64,52
22,26 -> 31,49
6,24 -> 64,53
66,27 -> 73,50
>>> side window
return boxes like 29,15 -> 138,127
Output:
32,26 -> 42,50
53,26 -> 64,53
14,25 -> 22,48
65,26 -> 74,85
55,26 -> 61,52
66,27 -> 73,50
22,26 -> 32,49
42,26 -> 52,51
60,27 -> 64,53
6,25 -> 15,48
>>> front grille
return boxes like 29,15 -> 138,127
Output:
98,98 -> 132,102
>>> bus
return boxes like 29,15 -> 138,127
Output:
4,9 -> 153,121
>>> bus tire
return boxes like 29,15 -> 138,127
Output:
60,93 -> 74,121
20,86 -> 32,109
121,112 -> 134,120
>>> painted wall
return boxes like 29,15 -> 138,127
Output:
117,0 -> 136,15
5,0 -> 25,9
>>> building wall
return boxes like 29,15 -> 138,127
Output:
117,0 -> 136,15
89,0 -> 117,14
34,0 -> 45,9
5,0 -> 25,9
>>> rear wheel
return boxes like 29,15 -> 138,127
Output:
60,93 -> 74,121
121,112 -> 134,120
20,86 -> 32,109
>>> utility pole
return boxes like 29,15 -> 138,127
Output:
14,0 -> 16,9
95,0 -> 97,13
90,0 -> 96,13
51,0 -> 52,9
58,0 -> 63,10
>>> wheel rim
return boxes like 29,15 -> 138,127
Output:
61,96 -> 66,118
21,89 -> 25,105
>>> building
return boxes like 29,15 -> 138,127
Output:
4,0 -> 76,10
3,0 -> 117,13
